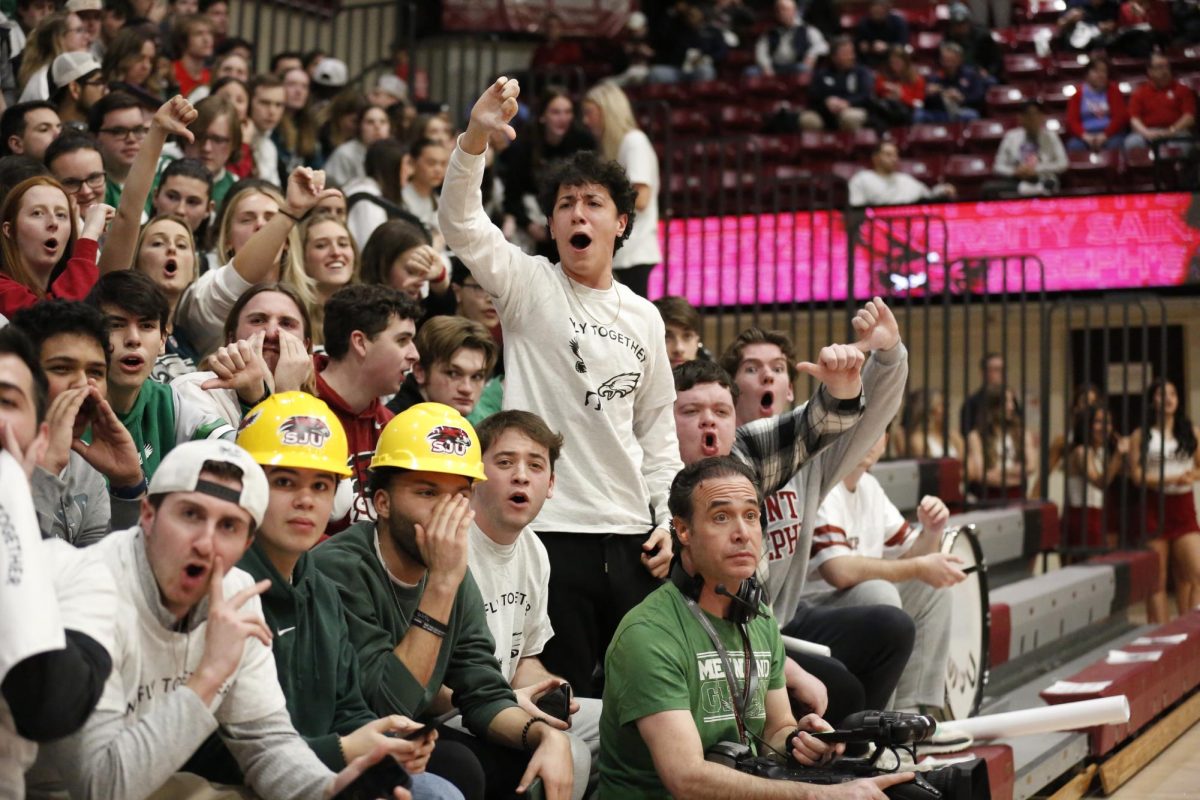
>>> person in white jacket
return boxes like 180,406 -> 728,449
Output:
438,77 -> 682,698
986,100 -> 1068,198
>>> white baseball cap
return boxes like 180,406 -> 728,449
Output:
375,73 -> 408,101
66,0 -> 102,12
312,58 -> 348,88
51,51 -> 102,87
149,440 -> 269,526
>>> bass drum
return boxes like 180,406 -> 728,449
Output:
941,524 -> 989,720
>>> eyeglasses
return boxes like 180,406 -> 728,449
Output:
195,133 -> 232,148
98,125 -> 150,140
60,171 -> 106,194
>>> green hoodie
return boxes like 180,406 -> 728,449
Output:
310,521 -> 517,737
240,541 -> 377,768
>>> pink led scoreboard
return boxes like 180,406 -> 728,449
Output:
648,192 -> 1200,306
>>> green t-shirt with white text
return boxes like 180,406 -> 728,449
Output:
598,582 -> 786,799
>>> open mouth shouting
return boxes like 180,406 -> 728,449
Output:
117,352 -> 146,375
701,430 -> 720,457
180,560 -> 210,592
43,237 -> 61,257
163,258 -> 179,278
758,390 -> 775,417
507,490 -> 530,512
568,232 -> 592,253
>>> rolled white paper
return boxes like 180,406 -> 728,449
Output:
937,696 -> 1130,740
781,635 -> 833,658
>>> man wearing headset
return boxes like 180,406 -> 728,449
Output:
598,457 -> 914,799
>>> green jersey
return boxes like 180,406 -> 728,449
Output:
113,380 -> 236,479
599,582 -> 786,799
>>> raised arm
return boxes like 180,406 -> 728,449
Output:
438,78 -> 533,300
98,96 -> 197,275
231,167 -> 337,284
734,298 -> 908,496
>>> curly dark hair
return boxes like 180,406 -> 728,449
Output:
537,150 -> 638,254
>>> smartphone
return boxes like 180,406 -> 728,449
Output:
402,707 -> 459,740
535,682 -> 572,722
524,777 -> 546,800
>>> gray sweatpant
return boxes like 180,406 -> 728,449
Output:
804,579 -> 951,712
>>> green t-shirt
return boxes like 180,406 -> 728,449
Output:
106,380 -> 236,479
104,178 -> 122,208
599,582 -> 786,799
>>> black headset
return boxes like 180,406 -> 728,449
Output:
669,561 -> 766,626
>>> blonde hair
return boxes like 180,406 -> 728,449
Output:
134,214 -> 198,298
298,210 -> 359,347
583,81 -> 640,162
215,183 -> 317,313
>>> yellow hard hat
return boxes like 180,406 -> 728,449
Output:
237,391 -> 353,477
370,402 -> 487,482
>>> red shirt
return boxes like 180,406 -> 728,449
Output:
314,353 -> 394,533
0,238 -> 98,317
173,60 -> 211,97
1129,80 -> 1196,129
875,72 -> 926,108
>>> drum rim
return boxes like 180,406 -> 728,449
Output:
941,524 -> 990,719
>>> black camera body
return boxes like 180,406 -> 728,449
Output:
703,710 -> 990,800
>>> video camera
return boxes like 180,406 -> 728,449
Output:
704,710 -> 990,800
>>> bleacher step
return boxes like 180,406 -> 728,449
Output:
976,626 -> 1157,800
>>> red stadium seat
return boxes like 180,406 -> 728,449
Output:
743,74 -> 790,99
1004,53 -> 1045,81
1053,53 -> 1091,78
962,118 -> 1008,153
691,80 -> 740,104
1011,24 -> 1055,53
1040,80 -> 1078,110
1109,56 -> 1145,79
831,162 -> 861,184
912,30 -> 943,62
1169,45 -> 1200,72
844,127 -> 879,156
1180,73 -> 1200,95
904,123 -> 958,155
747,134 -> 801,164
899,157 -> 942,183
1022,0 -> 1067,23
638,83 -> 688,104
718,105 -> 763,134
1118,76 -> 1147,97
986,84 -> 1030,115
1064,149 -> 1117,194
1121,147 -> 1162,192
797,130 -> 844,162
666,109 -> 713,138
943,154 -> 993,200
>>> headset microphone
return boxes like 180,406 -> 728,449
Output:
715,583 -> 764,622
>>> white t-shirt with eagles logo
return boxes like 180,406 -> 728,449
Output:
440,140 -> 681,535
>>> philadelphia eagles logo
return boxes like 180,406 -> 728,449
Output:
585,373 -> 641,411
